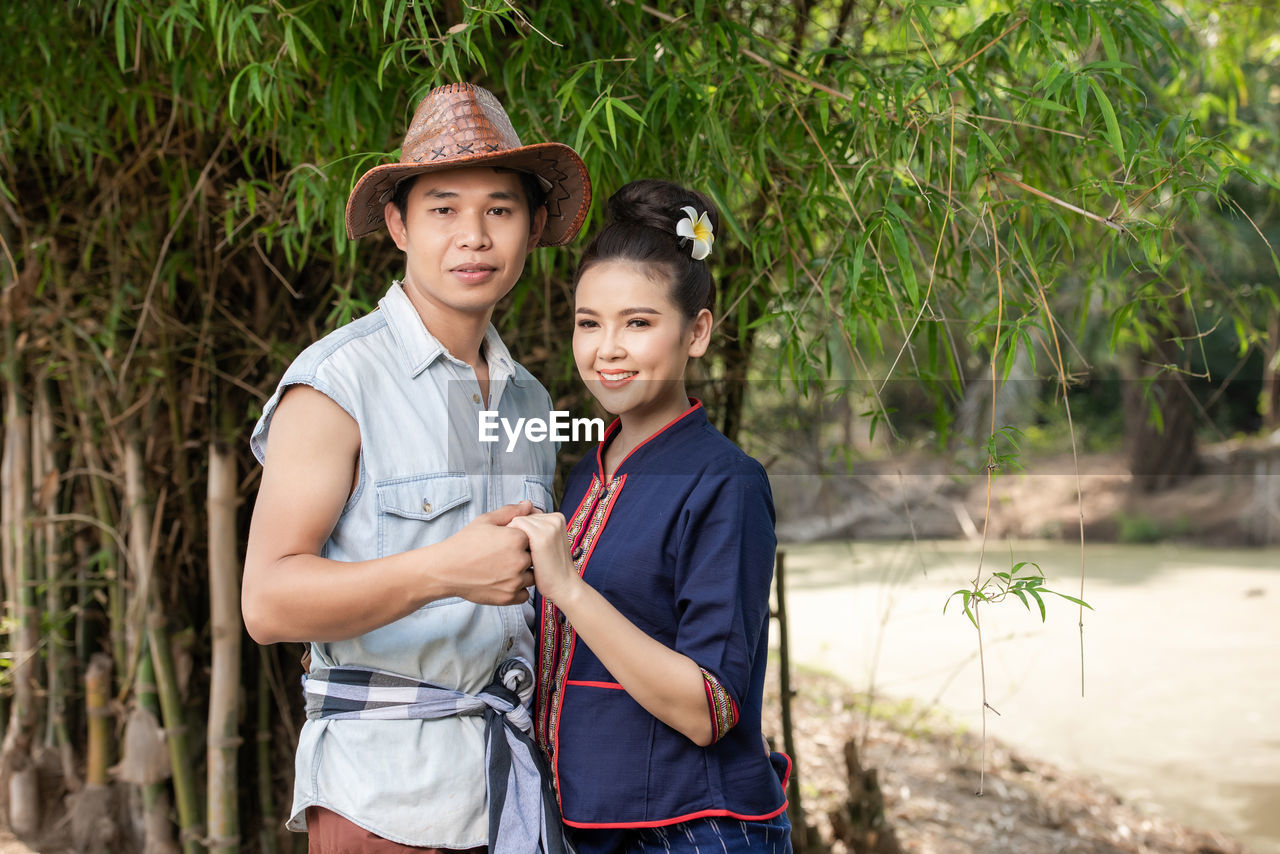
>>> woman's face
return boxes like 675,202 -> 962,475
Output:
573,260 -> 711,431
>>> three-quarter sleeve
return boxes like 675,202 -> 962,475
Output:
672,455 -> 777,743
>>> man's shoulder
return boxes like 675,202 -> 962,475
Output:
285,307 -> 390,379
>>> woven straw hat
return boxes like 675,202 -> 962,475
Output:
345,83 -> 591,245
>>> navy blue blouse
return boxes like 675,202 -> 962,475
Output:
535,401 -> 789,828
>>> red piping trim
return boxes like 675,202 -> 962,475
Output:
565,680 -> 624,690
551,474 -> 628,802
562,800 -> 789,830
538,477 -> 602,746
776,751 -> 794,790
595,399 -> 703,481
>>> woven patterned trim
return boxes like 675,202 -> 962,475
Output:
700,668 -> 739,744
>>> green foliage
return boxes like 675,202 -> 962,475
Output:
2,0 -> 1279,845
945,560 -> 1092,627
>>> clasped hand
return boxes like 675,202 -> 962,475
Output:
506,513 -> 579,607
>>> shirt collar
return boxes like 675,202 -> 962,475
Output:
379,281 -> 517,382
596,399 -> 706,480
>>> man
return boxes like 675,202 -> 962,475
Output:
242,82 -> 590,852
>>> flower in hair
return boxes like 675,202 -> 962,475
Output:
676,206 -> 714,260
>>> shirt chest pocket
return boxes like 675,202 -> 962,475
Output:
522,477 -> 553,513
376,473 -> 471,559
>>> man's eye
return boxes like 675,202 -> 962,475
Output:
489,207 -> 512,216
432,207 -> 453,215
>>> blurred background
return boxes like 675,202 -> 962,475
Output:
1,1 -> 1277,851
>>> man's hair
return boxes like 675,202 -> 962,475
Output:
391,170 -> 548,224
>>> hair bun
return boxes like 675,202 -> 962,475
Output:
606,179 -> 720,235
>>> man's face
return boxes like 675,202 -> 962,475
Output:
384,166 -> 547,322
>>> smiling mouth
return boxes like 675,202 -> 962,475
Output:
597,370 -> 638,388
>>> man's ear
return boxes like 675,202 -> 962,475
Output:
385,201 -> 409,251
526,205 -> 549,252
687,308 -> 714,358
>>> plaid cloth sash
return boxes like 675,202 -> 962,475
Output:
303,658 -> 573,854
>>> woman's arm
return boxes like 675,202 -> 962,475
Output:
509,513 -> 716,747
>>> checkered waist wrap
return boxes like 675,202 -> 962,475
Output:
303,658 -> 573,854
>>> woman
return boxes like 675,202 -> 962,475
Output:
510,180 -> 791,854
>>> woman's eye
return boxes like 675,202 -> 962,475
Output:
576,319 -> 598,329
627,318 -> 651,328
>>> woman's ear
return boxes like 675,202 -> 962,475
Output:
686,308 -> 713,358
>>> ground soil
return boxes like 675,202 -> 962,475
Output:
762,667 -> 1255,854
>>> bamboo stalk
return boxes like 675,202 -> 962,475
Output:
73,653 -> 117,852
136,641 -> 180,853
61,324 -> 127,683
35,380 -> 79,789
85,654 -> 113,787
2,337 -> 40,837
255,651 -> 279,854
127,441 -> 204,853
206,442 -> 241,854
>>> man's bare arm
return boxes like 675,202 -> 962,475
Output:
241,386 -> 534,645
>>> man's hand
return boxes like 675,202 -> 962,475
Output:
434,500 -> 537,605
506,512 -> 580,607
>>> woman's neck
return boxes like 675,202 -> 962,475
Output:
602,394 -> 692,481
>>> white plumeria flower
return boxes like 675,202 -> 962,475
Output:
676,205 -> 714,260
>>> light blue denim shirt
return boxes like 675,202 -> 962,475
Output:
250,281 -> 556,847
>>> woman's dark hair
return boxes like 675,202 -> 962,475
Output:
576,180 -> 718,319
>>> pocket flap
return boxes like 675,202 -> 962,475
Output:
377,474 -> 471,521
523,477 -> 554,513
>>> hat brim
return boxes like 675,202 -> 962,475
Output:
345,142 -> 591,247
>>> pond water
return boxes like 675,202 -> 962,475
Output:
776,540 -> 1280,854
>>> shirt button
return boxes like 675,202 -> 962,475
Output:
472,393 -> 482,404
422,500 -> 433,513
505,638 -> 514,651
571,546 -> 584,561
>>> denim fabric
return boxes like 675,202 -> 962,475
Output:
251,281 -> 556,847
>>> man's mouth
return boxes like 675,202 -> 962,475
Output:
452,264 -> 497,281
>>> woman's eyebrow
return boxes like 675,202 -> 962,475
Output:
575,306 -> 662,315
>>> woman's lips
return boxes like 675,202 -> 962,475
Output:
597,370 -> 638,389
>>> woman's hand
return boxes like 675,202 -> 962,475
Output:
510,511 -> 715,746
506,512 -> 581,607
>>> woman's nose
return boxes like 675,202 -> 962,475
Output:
597,327 -> 624,359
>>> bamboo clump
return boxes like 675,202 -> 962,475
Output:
126,441 -> 204,853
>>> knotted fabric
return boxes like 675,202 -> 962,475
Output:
303,658 -> 573,854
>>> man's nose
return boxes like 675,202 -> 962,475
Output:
456,211 -> 491,249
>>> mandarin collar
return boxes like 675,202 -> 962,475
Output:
596,399 -> 706,481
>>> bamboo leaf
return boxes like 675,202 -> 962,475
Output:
1088,78 -> 1126,162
